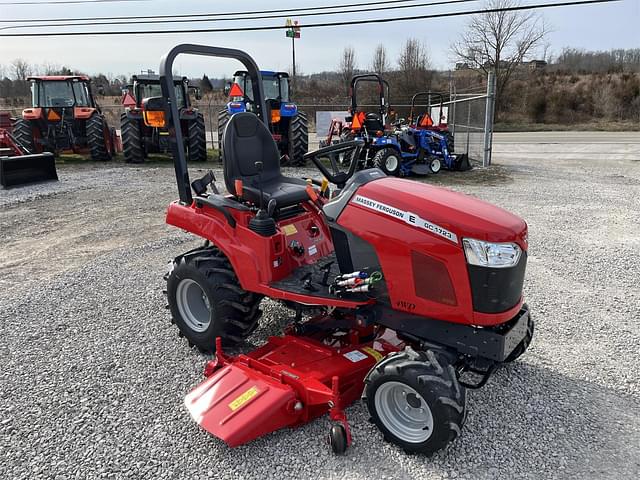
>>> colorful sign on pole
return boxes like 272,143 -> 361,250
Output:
285,18 -> 301,38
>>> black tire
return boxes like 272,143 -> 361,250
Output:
166,246 -> 262,353
12,118 -> 37,154
86,114 -> 112,161
217,108 -> 230,156
328,424 -> 348,455
504,314 -> 534,363
188,112 -> 207,162
120,113 -> 145,163
365,348 -> 466,456
287,111 -> 309,166
372,147 -> 401,176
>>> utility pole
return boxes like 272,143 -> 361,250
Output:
285,19 -> 301,92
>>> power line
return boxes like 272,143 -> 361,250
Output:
0,0 -> 152,4
0,0 -> 621,37
0,0 -> 480,31
1,0 -> 420,22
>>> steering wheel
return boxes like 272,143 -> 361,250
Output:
303,140 -> 364,189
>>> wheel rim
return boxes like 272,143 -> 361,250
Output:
176,279 -> 211,333
385,154 -> 399,172
430,158 -> 441,173
374,381 -> 434,443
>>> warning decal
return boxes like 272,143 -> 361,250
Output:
352,195 -> 458,244
343,350 -> 368,362
362,346 -> 383,362
228,386 -> 259,411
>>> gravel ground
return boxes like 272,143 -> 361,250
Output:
1,133 -> 639,479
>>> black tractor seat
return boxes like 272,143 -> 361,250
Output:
222,112 -> 309,209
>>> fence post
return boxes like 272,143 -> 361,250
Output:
483,71 -> 496,167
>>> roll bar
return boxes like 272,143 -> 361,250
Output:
409,91 -> 447,124
349,74 -> 390,123
158,44 -> 266,205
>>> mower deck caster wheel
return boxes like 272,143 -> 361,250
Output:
328,424 -> 348,455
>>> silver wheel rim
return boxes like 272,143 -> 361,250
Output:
374,381 -> 434,443
385,154 -> 399,172
176,279 -> 211,333
430,158 -> 441,173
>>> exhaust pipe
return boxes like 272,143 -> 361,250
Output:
0,153 -> 58,189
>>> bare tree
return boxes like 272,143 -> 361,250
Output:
372,44 -> 389,76
11,58 -> 32,80
339,46 -> 357,93
397,38 -> 432,94
452,0 -> 547,110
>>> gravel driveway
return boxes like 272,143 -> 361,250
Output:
1,133 -> 639,479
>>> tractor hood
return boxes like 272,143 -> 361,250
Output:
350,177 -> 527,247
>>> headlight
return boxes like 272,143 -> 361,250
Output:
463,238 -> 522,268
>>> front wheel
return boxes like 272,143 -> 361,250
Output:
504,312 -> 534,363
365,348 -> 466,455
166,246 -> 262,352
372,147 -> 401,176
428,156 -> 442,174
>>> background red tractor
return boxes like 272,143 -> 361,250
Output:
12,76 -> 114,161
120,74 -> 206,163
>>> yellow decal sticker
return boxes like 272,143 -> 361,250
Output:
228,386 -> 259,411
282,224 -> 298,236
362,346 -> 383,362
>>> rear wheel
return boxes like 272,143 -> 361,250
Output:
166,246 -> 262,352
86,114 -> 112,161
372,147 -> 401,176
120,113 -> 144,163
12,118 -> 37,154
365,348 -> 466,455
288,111 -> 309,166
217,109 -> 230,158
188,112 -> 207,162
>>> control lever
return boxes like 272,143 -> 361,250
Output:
320,261 -> 334,286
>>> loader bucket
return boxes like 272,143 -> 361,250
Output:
453,153 -> 473,171
0,153 -> 58,188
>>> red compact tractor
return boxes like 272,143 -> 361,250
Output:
151,45 -> 534,456
12,76 -> 115,161
120,73 -> 206,163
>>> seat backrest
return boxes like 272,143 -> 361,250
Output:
222,112 -> 281,195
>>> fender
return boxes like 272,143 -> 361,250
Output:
73,107 -> 96,120
22,108 -> 42,121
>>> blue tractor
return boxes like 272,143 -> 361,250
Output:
217,70 -> 308,166
332,74 -> 467,176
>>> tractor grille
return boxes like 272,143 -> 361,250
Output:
411,251 -> 457,306
467,252 -> 527,313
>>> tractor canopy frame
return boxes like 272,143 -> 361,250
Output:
159,44 -> 266,205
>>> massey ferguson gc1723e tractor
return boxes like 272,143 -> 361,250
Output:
150,45 -> 534,456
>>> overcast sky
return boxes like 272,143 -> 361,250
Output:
0,0 -> 638,78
